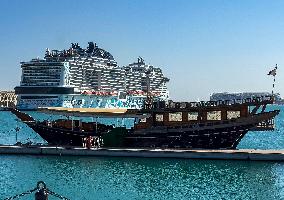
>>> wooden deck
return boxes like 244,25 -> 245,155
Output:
0,145 -> 284,161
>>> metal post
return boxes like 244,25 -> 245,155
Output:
35,190 -> 48,200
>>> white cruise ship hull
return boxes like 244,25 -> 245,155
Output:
16,94 -> 148,110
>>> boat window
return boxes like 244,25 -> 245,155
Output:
207,111 -> 221,120
169,112 -> 182,121
155,114 -> 164,122
227,111 -> 240,119
188,112 -> 198,120
140,118 -> 147,123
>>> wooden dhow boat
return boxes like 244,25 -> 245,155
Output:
10,96 -> 280,149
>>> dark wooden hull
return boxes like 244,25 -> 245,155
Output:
27,123 -> 250,149
124,125 -> 251,149
125,111 -> 279,149
27,124 -> 96,146
25,110 -> 279,149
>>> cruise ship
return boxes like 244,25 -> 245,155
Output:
15,42 -> 169,110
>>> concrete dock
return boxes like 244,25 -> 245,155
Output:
1,145 -> 284,161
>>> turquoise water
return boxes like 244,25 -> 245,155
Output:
0,106 -> 284,199
1,156 -> 284,200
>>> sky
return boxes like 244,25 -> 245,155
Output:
0,0 -> 283,101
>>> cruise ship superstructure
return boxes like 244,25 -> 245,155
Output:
15,42 -> 169,110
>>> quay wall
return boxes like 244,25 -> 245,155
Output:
1,146 -> 284,161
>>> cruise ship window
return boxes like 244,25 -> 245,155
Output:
207,111 -> 221,120
227,111 -> 240,119
169,112 -> 182,122
188,112 -> 198,121
155,114 -> 163,122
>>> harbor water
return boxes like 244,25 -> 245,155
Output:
0,105 -> 284,199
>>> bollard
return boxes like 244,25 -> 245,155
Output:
35,190 -> 48,200
35,181 -> 48,200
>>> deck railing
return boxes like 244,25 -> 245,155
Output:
151,95 -> 274,109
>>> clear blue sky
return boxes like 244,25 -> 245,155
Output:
0,0 -> 283,101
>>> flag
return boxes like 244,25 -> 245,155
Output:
268,66 -> 277,76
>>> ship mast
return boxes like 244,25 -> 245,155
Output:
272,64 -> 277,96
267,64 -> 278,100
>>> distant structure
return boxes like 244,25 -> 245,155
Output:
0,91 -> 17,108
210,92 -> 282,102
14,42 -> 169,110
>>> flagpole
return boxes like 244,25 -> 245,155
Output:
272,64 -> 277,98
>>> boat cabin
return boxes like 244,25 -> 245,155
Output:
135,96 -> 275,130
